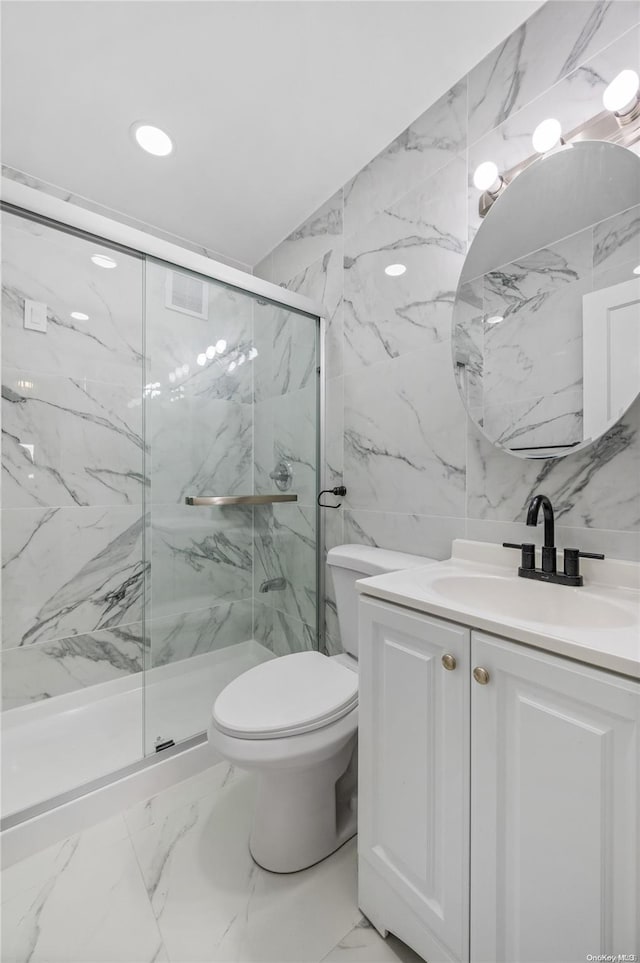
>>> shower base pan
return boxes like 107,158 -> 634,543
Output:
1,641 -> 274,866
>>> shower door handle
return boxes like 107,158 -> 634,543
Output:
185,494 -> 298,506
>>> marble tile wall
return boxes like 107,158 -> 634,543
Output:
145,260 -> 256,671
2,219 -> 321,712
251,299 -> 319,654
1,212 -> 148,707
255,0 -> 640,653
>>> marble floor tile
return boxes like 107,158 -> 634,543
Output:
127,768 -> 362,962
322,917 -> 424,963
1,815 -> 165,963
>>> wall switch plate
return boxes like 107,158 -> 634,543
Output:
24,299 -> 48,333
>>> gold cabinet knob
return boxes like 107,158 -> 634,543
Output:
441,654 -> 457,671
473,666 -> 490,685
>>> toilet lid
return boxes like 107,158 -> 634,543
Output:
213,651 -> 359,739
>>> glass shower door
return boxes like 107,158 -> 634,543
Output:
1,209 -> 146,818
143,259 -> 319,754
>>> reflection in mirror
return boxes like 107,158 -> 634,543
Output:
453,141 -> 640,459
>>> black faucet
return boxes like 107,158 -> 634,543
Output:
503,493 -> 604,586
526,494 -> 557,573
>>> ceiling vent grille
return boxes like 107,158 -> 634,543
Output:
165,270 -> 209,320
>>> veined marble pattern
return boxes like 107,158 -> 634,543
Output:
467,0 -> 640,144
150,505 -> 253,621
254,385 -> 318,507
467,398 -> 640,532
344,80 -> 466,237
148,395 -> 252,505
127,767 -> 359,963
253,300 -> 318,402
2,369 -> 145,508
344,345 -> 466,518
482,389 -> 584,452
258,189 -> 343,286
150,601 -> 252,667
2,212 -> 144,389
1,762 -> 422,963
146,258 -> 254,404
326,375 -> 344,488
480,231 -> 591,428
344,158 -> 466,373
253,601 -> 316,656
593,203 -> 640,287
1,622 -> 146,710
343,510 -> 465,563
1,815 -> 166,963
467,23 -> 640,240
2,506 -> 145,649
285,245 -> 343,380
254,503 -> 317,628
323,507 -> 345,656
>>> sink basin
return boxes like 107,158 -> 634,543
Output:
430,573 -> 635,630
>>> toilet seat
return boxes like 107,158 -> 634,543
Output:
213,651 -> 359,740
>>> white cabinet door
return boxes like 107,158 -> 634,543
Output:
471,632 -> 640,963
358,597 -> 470,963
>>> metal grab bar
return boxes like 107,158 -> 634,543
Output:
185,493 -> 298,506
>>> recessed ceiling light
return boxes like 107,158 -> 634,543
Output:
485,315 -> 504,325
384,263 -> 407,277
132,123 -> 173,157
91,254 -> 117,269
532,118 -> 562,154
70,311 -> 89,321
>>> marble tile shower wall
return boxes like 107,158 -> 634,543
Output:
145,261 -> 255,669
251,300 -> 319,654
255,0 -> 640,653
1,213 -> 147,709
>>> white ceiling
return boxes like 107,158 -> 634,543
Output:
2,1 -> 543,267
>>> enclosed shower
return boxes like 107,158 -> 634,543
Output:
1,196 -> 323,827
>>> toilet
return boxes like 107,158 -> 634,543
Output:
208,543 -> 436,873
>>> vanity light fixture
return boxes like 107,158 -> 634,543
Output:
532,118 -> 563,154
475,68 -> 640,220
215,339 -> 227,354
473,161 -> 503,193
91,254 -> 117,269
473,161 -> 507,216
70,311 -> 89,321
132,123 -> 174,157
196,353 -> 207,366
228,360 -> 237,373
603,69 -> 640,124
384,263 -> 407,277
248,347 -> 259,360
205,345 -> 216,359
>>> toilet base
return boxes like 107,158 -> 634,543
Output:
248,737 -> 357,873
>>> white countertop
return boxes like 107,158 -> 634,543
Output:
356,540 -> 640,680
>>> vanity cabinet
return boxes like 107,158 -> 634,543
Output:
358,597 -> 640,963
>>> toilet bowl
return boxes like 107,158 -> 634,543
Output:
208,543 -> 436,873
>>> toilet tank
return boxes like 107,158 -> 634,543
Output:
327,544 -> 437,659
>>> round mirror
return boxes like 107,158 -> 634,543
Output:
452,140 -> 640,458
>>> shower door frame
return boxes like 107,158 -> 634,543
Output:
0,177 -> 329,834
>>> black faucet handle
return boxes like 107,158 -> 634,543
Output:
563,548 -> 605,578
503,542 -> 536,571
